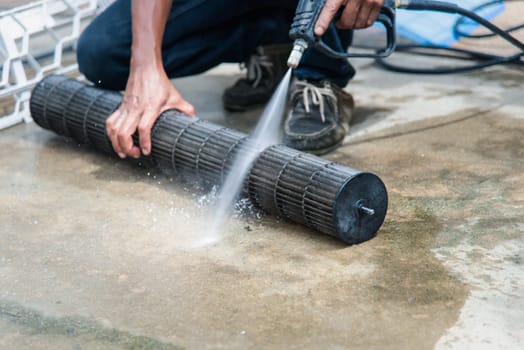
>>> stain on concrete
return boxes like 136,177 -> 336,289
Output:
352,106 -> 394,127
473,123 -> 524,161
477,67 -> 524,86
369,208 -> 467,304
336,107 -> 524,348
0,300 -> 182,350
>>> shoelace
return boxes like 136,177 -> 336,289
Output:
294,81 -> 337,123
241,54 -> 274,88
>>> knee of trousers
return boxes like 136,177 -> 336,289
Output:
76,28 -> 129,91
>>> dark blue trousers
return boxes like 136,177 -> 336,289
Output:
77,0 -> 355,91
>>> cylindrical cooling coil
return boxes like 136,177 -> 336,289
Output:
30,74 -> 388,244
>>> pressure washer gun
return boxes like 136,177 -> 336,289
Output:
287,0 -> 397,67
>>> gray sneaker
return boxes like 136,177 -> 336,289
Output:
284,79 -> 354,155
223,44 -> 291,111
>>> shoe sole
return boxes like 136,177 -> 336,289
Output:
286,138 -> 344,156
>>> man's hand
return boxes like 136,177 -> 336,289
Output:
105,0 -> 192,159
106,63 -> 195,159
315,0 -> 384,36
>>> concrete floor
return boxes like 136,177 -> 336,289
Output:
1,4 -> 524,347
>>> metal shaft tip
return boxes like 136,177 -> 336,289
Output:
359,206 -> 375,216
287,50 -> 301,68
287,39 -> 308,68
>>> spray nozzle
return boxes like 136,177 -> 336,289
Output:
287,39 -> 308,68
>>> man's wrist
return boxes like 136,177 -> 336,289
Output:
130,52 -> 163,71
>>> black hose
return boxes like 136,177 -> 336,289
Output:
375,44 -> 523,74
376,0 -> 524,74
453,0 -> 524,39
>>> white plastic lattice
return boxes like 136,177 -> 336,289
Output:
0,0 -> 109,130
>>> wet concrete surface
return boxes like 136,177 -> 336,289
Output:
1,50 -> 524,350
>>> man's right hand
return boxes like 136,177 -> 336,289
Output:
106,62 -> 195,159
315,0 -> 384,36
106,0 -> 193,159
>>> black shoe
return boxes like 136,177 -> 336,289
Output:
284,79 -> 354,155
223,44 -> 291,111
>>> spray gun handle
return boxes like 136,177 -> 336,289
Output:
353,2 -> 396,58
289,0 -> 328,48
288,0 -> 397,66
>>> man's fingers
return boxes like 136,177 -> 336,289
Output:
106,109 -> 120,140
137,109 -> 158,156
137,98 -> 195,155
106,109 -> 126,158
336,0 -> 362,29
177,99 -> 195,116
351,0 -> 382,28
117,111 -> 141,159
117,110 -> 141,158
334,0 -> 384,30
117,131 -> 140,159
367,0 -> 382,26
354,0 -> 372,28
315,0 -> 344,36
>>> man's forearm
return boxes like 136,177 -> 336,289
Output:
105,0 -> 193,160
131,0 -> 173,68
